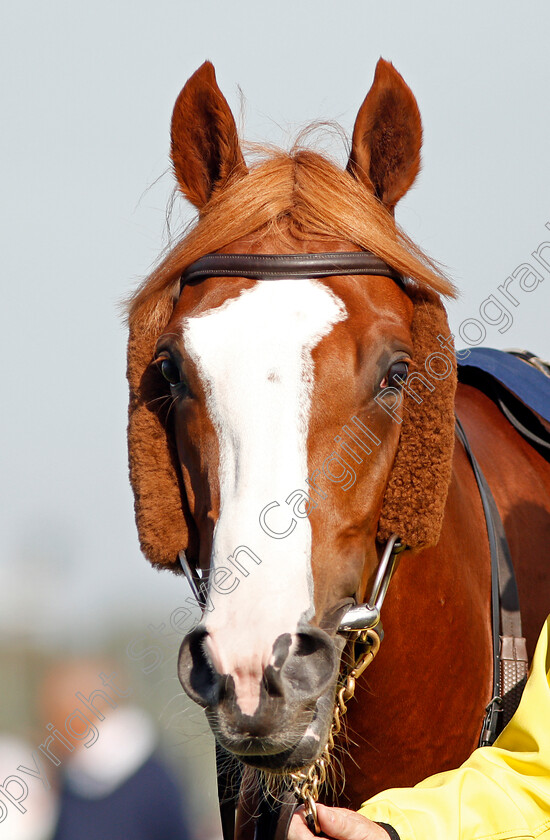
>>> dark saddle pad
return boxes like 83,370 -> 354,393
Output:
457,347 -> 550,454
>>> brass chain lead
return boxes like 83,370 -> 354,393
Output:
289,627 -> 381,835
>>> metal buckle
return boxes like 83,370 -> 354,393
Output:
479,695 -> 503,747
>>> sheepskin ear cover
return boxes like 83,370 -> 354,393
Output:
127,290 -> 195,571
377,288 -> 457,549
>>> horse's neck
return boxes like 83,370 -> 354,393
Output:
455,382 -> 550,656
338,384 -> 550,808
335,404 -> 494,808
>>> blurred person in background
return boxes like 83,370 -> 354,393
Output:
39,660 -> 194,840
0,735 -> 57,840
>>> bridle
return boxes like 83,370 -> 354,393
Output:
179,250 -> 405,290
175,250 -> 410,836
177,252 -> 409,632
177,250 -> 408,637
174,250 -> 527,839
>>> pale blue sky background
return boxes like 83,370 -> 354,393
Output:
1,0 -> 549,646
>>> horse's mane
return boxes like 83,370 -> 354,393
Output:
128,146 -> 455,327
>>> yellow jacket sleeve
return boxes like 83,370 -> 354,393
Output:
358,615 -> 550,840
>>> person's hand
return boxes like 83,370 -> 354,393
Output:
288,803 -> 392,839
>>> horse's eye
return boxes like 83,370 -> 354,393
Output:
159,356 -> 181,385
380,360 -> 409,390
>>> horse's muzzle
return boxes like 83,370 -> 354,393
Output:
177,624 -> 342,766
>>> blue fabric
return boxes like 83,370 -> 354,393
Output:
457,347 -> 550,423
52,756 -> 193,840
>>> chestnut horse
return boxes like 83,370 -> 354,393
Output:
127,59 -> 550,829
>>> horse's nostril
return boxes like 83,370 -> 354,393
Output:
178,626 -> 220,708
294,630 -> 325,658
280,626 -> 339,701
262,663 -> 285,699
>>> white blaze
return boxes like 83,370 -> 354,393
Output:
184,279 -> 346,714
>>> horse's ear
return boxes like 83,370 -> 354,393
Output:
347,59 -> 422,212
171,61 -> 248,209
127,290 -> 198,572
377,291 -> 457,550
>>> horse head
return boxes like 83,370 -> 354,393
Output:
127,59 -> 457,773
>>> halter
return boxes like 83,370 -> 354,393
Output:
175,250 -> 526,840
177,250 -> 410,836
178,248 -> 408,641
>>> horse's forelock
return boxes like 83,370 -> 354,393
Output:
127,145 -> 455,331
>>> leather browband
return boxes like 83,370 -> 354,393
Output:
180,251 -> 405,290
